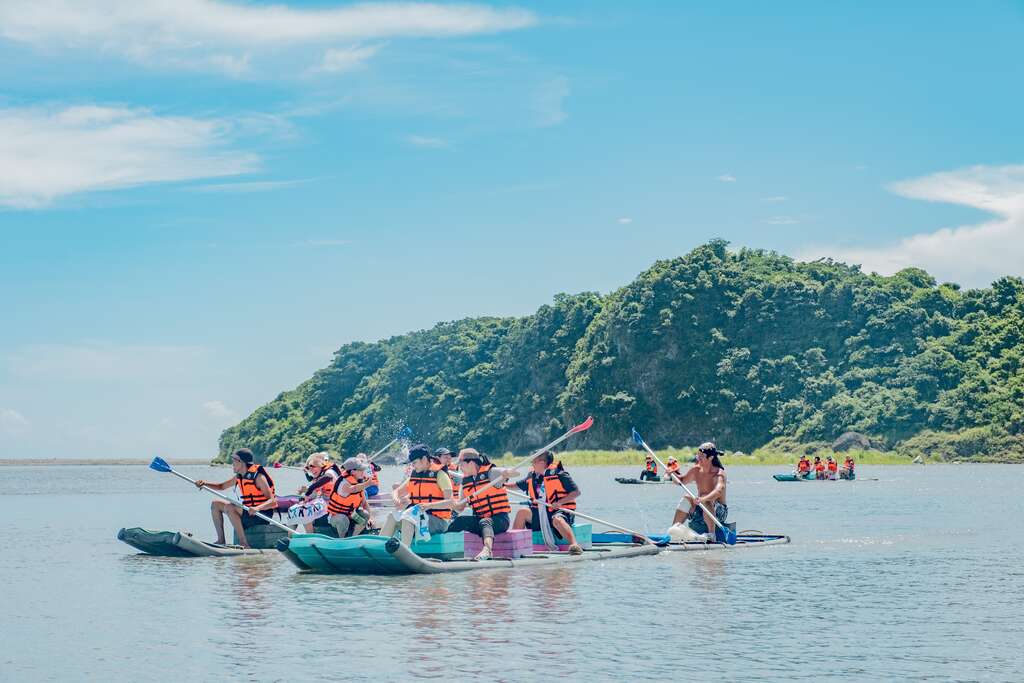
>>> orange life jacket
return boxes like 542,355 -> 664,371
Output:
526,462 -> 577,511
827,460 -> 838,472
798,459 -> 811,473
237,464 -> 275,509
408,469 -> 452,519
367,462 -> 381,487
645,460 -> 658,474
327,472 -> 364,516
667,462 -> 680,475
314,463 -> 342,497
814,461 -> 825,472
845,458 -> 855,470
460,463 -> 512,519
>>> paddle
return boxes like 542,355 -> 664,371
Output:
368,425 -> 414,463
505,488 -> 659,546
631,428 -> 736,545
149,456 -> 297,536
439,416 -> 594,511
272,462 -> 303,471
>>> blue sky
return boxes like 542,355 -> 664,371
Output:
1,1 -> 1022,458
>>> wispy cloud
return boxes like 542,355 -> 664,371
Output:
0,1 -> 537,76
798,164 -> 1024,287
192,178 -> 314,193
762,196 -> 788,202
0,409 -> 30,438
312,44 -> 382,74
765,216 -> 799,225
295,239 -> 351,247
201,400 -> 236,421
716,174 -> 736,183
617,217 -> 633,224
0,105 -> 258,208
534,75 -> 569,127
405,135 -> 448,149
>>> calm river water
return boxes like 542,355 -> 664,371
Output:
2,463 -> 1022,681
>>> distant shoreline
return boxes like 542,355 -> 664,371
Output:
0,459 -> 214,467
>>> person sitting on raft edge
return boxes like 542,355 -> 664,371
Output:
432,447 -> 462,485
326,457 -> 375,538
296,451 -> 343,532
448,448 -> 516,561
510,450 -> 584,555
826,455 -> 838,480
670,442 -> 728,543
665,456 -> 681,480
797,454 -> 811,477
813,456 -> 825,480
194,448 -> 276,549
639,454 -> 659,481
382,443 -> 453,546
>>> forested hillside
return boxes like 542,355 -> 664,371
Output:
219,241 -> 1024,463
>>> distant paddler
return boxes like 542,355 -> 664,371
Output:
826,455 -> 838,480
670,442 -> 728,543
194,448 -> 276,549
355,453 -> 382,497
796,455 -> 811,478
432,447 -> 463,486
510,451 -> 583,555
326,457 -> 375,538
381,443 -> 454,546
639,454 -> 659,481
840,455 -> 856,480
665,456 -> 681,480
813,456 -> 825,480
448,448 -> 516,560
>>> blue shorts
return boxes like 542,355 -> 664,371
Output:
688,502 -> 728,535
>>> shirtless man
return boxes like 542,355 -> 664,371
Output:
670,442 -> 728,542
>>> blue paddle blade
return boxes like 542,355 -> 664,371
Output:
631,427 -> 645,447
149,456 -> 172,473
398,426 -> 413,440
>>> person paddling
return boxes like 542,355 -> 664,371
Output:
194,448 -> 276,548
841,455 -> 856,479
381,444 -> 454,546
826,455 -> 838,480
813,456 -> 825,480
797,455 -> 811,478
326,457 -> 375,538
639,454 -> 659,481
670,442 -> 728,543
510,451 -> 583,555
448,448 -> 516,560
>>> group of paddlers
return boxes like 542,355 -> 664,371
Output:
795,454 -> 855,480
194,440 -> 733,555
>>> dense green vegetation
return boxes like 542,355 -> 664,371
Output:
220,241 -> 1024,464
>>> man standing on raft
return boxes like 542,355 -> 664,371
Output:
670,442 -> 728,543
195,448 -> 276,548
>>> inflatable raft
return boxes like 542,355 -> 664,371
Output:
614,477 -> 669,485
773,472 -> 857,481
117,527 -> 278,557
279,534 -> 659,575
592,531 -> 790,550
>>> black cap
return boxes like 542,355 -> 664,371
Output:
697,441 -> 722,456
234,448 -> 254,464
434,447 -> 452,457
407,443 -> 432,463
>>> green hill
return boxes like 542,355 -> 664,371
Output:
219,240 -> 1024,463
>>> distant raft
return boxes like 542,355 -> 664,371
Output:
773,472 -> 859,482
592,531 -> 790,550
116,528 -> 278,557
614,477 -> 670,485
278,533 -> 659,575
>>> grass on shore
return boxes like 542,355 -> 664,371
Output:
490,447 -> 918,467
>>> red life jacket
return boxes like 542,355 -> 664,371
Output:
526,462 -> 576,511
237,464 -> 275,509
460,463 -> 512,519
814,461 -> 825,472
327,472 -> 364,516
645,460 -> 658,474
798,459 -> 811,473
827,460 -> 838,472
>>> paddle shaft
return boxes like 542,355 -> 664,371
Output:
168,468 -> 296,535
506,488 -> 657,546
368,436 -> 401,464
637,439 -> 729,536
452,421 -> 591,508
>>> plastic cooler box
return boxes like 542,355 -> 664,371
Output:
462,529 -> 534,559
532,523 -> 592,550
411,531 -> 465,561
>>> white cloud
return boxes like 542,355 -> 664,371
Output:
0,105 -> 258,208
7,342 -> 208,383
798,164 -> 1024,287
765,216 -> 799,225
0,409 -> 31,437
762,196 -> 788,202
0,0 -> 536,76
716,174 -> 736,182
617,217 -> 633,224
201,400 -> 235,420
534,75 -> 569,127
405,135 -> 448,149
193,178 -> 313,193
313,44 -> 382,74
